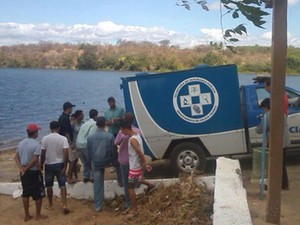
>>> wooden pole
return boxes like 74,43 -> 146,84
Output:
266,0 -> 287,223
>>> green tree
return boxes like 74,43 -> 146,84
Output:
203,51 -> 225,65
76,52 -> 99,70
286,55 -> 300,74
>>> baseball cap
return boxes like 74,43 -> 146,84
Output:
63,101 -> 76,110
26,124 -> 41,133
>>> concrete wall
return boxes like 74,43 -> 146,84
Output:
213,157 -> 252,225
0,176 -> 215,199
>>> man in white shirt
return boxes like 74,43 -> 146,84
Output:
76,109 -> 98,183
41,121 -> 70,214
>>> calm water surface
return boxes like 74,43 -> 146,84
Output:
0,68 -> 299,149
0,68 -> 134,148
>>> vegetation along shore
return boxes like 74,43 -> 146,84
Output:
1,41 -> 300,74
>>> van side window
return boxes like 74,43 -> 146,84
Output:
286,90 -> 300,107
256,88 -> 270,105
256,87 -> 300,108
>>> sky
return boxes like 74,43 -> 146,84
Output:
0,0 -> 299,48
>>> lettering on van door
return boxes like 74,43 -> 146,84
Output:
173,77 -> 219,123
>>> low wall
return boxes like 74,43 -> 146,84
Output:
213,157 -> 252,225
0,176 -> 215,199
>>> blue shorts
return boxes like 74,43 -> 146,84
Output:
45,163 -> 66,188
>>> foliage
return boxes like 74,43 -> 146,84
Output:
177,0 -> 270,45
203,51 -> 225,65
286,55 -> 300,74
76,44 -> 99,70
1,42 -> 300,74
77,52 -> 99,70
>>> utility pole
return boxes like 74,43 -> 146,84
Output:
266,0 -> 287,223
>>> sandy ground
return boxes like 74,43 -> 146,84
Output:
1,148 -> 300,225
0,149 -> 179,225
238,153 -> 300,225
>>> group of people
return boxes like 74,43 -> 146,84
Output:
14,96 -> 156,222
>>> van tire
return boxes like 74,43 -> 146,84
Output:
171,142 -> 207,174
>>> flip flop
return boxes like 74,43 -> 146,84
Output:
36,215 -> 48,220
45,205 -> 54,210
67,179 -> 76,184
122,208 -> 131,215
125,212 -> 138,220
144,185 -> 157,194
63,208 -> 70,215
24,215 -> 33,222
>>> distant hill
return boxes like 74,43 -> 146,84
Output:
0,41 -> 300,74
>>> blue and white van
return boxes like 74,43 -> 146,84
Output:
121,64 -> 300,173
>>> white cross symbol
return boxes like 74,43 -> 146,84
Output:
179,84 -> 212,116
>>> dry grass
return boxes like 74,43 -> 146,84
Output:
106,174 -> 214,225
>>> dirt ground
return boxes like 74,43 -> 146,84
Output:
1,148 -> 300,225
239,153 -> 300,225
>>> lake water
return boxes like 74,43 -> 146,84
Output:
0,68 -> 299,150
0,68 -> 135,149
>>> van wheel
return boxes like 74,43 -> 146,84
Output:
171,142 -> 207,174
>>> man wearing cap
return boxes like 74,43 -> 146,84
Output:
58,101 -> 76,184
14,124 -> 47,221
87,116 -> 116,212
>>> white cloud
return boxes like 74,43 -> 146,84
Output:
0,21 -> 205,48
261,31 -> 272,40
207,1 -> 221,11
0,21 -> 299,48
199,28 -> 300,47
200,28 -> 223,43
289,0 -> 299,5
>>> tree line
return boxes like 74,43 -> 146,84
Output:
0,41 -> 300,74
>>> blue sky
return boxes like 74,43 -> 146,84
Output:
0,0 -> 299,47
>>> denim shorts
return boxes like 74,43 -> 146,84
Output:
45,163 -> 66,188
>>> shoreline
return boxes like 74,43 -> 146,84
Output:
0,146 -> 16,154
0,146 -> 16,152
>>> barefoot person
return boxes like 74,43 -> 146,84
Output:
41,121 -> 70,214
119,119 -> 156,219
114,112 -> 141,210
14,124 -> 47,221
